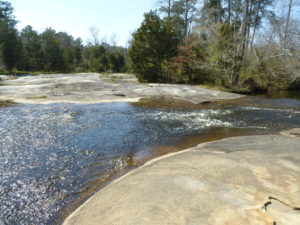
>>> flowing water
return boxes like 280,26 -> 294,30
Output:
1,92 -> 300,225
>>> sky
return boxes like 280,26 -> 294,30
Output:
9,0 -> 157,47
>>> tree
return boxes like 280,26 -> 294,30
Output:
284,0 -> 293,49
88,26 -> 101,46
212,22 -> 242,87
20,25 -> 43,71
130,11 -> 180,82
56,32 -> 77,71
248,0 -> 273,54
73,38 -> 83,67
0,1 -> 22,71
202,0 -> 224,24
172,0 -> 198,37
41,28 -> 66,72
158,0 -> 174,18
108,53 -> 125,72
0,46 -> 4,70
168,35 -> 206,83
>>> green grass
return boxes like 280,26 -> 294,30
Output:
26,95 -> 48,99
0,69 -> 58,76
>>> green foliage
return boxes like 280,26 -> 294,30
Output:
168,35 -> 210,83
0,1 -> 129,74
0,1 -> 22,71
130,11 -> 180,82
79,44 -> 127,73
211,22 -> 242,87
41,28 -> 66,72
20,25 -> 43,71
171,0 -> 198,37
1,0 -> 297,94
27,95 -> 48,99
202,0 -> 224,23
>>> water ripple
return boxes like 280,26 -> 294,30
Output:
0,100 -> 300,224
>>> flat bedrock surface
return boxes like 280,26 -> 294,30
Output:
64,133 -> 300,225
0,73 -> 240,104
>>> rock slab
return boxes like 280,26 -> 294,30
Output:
0,73 -> 240,104
63,134 -> 300,225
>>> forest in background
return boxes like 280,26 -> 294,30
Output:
1,0 -> 300,92
130,0 -> 300,92
0,1 -> 128,74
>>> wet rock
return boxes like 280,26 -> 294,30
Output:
63,134 -> 300,225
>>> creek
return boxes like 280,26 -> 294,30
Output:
1,91 -> 300,224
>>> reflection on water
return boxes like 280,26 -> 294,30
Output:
258,89 -> 300,100
0,95 -> 300,225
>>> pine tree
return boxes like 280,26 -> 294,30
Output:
0,1 -> 22,71
129,11 -> 180,82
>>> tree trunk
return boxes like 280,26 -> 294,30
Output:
184,0 -> 189,37
284,0 -> 293,49
249,0 -> 262,56
240,0 -> 249,56
233,0 -> 249,86
167,0 -> 172,18
227,0 -> 231,23
245,0 -> 253,54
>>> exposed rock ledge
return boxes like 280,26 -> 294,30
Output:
64,132 -> 300,225
0,73 -> 240,104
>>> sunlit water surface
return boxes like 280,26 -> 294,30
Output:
1,94 -> 300,224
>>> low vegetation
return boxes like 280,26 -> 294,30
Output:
26,95 -> 48,99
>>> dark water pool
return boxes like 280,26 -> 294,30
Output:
1,95 -> 300,225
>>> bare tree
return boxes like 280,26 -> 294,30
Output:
227,0 -> 231,22
88,26 -> 100,46
284,0 -> 293,49
173,0 -> 199,36
157,0 -> 174,18
109,33 -> 119,46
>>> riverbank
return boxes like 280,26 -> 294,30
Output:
63,131 -> 300,225
2,73 -> 299,224
0,73 -> 240,104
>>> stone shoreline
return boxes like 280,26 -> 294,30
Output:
63,131 -> 300,225
0,73 -> 240,104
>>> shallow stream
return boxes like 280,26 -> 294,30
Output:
1,92 -> 300,224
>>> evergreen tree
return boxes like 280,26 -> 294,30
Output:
41,28 -> 66,72
73,38 -> 83,68
202,0 -> 224,23
130,11 -> 180,82
20,25 -> 43,71
0,1 -> 22,71
172,0 -> 198,37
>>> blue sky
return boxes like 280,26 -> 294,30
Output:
9,0 -> 157,46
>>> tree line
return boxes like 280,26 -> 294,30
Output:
0,1 -> 128,74
1,0 -> 299,92
130,0 -> 300,92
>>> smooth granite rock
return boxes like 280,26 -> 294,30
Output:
63,134 -> 300,225
0,73 -> 240,104
280,128 -> 300,138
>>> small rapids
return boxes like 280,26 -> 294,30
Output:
0,95 -> 300,225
